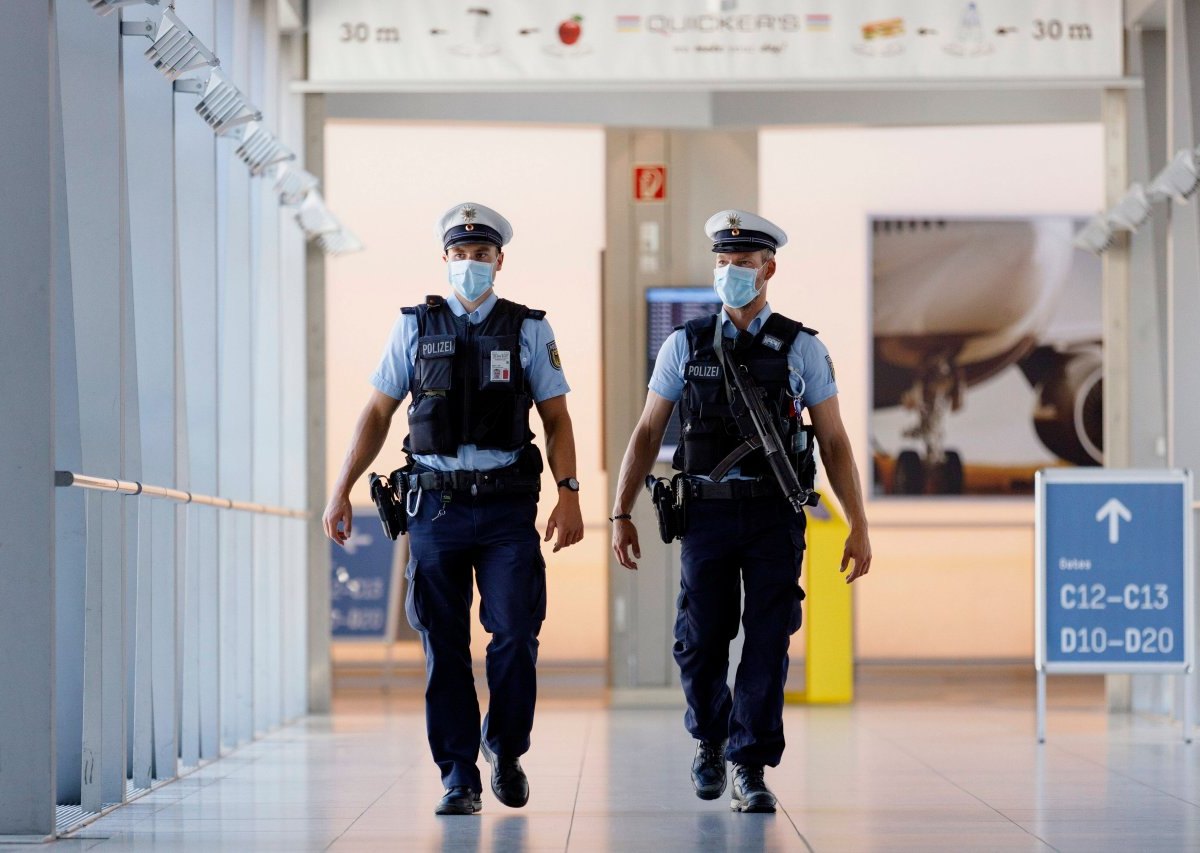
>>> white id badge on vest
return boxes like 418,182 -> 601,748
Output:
490,349 -> 511,382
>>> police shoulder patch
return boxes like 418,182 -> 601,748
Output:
546,340 -> 562,371
826,354 -> 836,382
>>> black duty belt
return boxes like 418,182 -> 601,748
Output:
683,477 -> 780,501
411,468 -> 540,495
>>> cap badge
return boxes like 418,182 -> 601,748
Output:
461,205 -> 477,230
726,212 -> 742,236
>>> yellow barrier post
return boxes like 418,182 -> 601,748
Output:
786,500 -> 854,704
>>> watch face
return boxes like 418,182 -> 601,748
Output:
561,477 -> 580,491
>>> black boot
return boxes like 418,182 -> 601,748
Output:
481,739 -> 530,808
434,786 -> 482,816
731,764 -> 776,813
690,739 -> 728,800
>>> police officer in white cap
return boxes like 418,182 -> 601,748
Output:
324,202 -> 585,816
610,209 -> 872,813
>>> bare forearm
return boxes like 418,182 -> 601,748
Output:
821,438 -> 869,530
544,412 -> 578,483
613,424 -> 661,515
331,407 -> 392,499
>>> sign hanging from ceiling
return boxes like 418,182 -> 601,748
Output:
308,0 -> 1123,88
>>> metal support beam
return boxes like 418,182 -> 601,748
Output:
1127,26 -> 1176,717
0,0 -> 56,839
305,92 -> 332,714
1168,0 -> 1200,730
58,0 -> 129,809
1101,87 -> 1135,713
1102,88 -> 1133,472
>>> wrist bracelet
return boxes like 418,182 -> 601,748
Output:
608,513 -> 632,522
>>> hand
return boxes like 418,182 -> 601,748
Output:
840,525 -> 872,583
323,493 -> 353,546
612,519 -> 641,571
544,497 -> 584,553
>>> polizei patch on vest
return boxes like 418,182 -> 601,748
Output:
761,334 -> 784,351
546,340 -> 562,371
419,336 -> 456,358
490,350 -> 512,382
685,362 -> 722,380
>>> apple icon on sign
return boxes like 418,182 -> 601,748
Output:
558,15 -> 582,46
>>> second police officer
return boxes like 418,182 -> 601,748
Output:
323,203 -> 585,816
611,210 -> 872,813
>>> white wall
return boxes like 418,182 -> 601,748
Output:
760,123 -> 1105,659
324,121 -> 608,662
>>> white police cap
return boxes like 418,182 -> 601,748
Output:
704,209 -> 788,253
436,202 -> 513,251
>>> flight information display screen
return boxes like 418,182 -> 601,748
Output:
645,287 -> 721,460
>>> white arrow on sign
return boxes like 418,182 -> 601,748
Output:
1095,498 -> 1132,544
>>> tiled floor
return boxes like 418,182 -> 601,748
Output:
17,672 -> 1200,852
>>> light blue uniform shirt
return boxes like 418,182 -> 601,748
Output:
648,302 -> 837,479
371,291 -> 570,471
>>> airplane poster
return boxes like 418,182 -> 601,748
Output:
869,216 -> 1102,497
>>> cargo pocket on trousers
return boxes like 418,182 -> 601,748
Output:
404,559 -> 427,633
787,585 -> 806,635
672,590 -> 690,650
530,553 -> 548,625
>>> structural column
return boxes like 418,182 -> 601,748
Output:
604,129 -> 759,693
0,1 -> 56,839
305,92 -> 332,714
1101,87 -> 1133,712
1167,0 -> 1200,721
1127,25 -> 1174,716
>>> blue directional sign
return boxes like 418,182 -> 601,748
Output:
1037,469 -> 1194,672
330,512 -> 402,640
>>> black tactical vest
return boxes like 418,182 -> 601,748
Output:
673,312 -> 816,479
402,296 -> 544,457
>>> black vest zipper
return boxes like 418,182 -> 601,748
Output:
462,317 -> 475,442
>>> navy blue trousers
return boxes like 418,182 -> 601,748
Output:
675,495 -> 806,767
404,489 -> 546,792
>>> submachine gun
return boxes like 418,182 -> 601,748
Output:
710,344 -> 821,514
646,338 -> 821,542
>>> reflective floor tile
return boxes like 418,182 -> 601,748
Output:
54,677 -> 1200,853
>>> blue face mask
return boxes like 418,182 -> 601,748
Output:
713,263 -> 762,309
447,259 -> 495,302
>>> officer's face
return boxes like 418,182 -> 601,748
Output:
444,243 -> 504,274
715,251 -> 775,282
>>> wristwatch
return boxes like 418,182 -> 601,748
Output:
557,477 -> 580,492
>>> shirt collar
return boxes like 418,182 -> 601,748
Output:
446,290 -> 498,324
719,302 -> 772,337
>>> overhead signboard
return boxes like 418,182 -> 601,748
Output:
308,0 -> 1123,88
1034,468 -> 1194,741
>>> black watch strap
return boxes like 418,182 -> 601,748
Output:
557,477 -> 580,492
